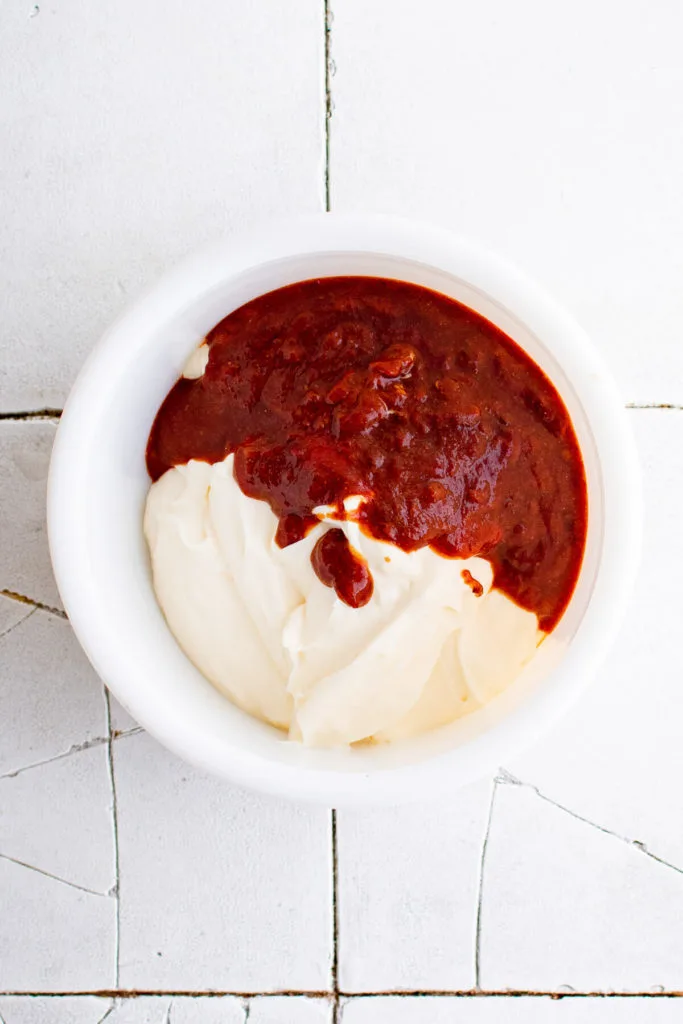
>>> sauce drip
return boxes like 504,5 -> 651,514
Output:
311,528 -> 374,608
147,277 -> 587,631
461,569 -> 484,598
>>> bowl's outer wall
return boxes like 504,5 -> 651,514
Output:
47,214 -> 641,804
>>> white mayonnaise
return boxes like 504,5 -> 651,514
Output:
144,455 -> 542,747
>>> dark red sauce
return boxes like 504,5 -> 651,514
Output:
147,277 -> 587,632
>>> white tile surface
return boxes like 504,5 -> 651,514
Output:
170,999 -> 245,1024
0,997 -> 332,1023
0,422 -> 61,609
0,598 -> 106,776
104,998 -> 245,1024
3,0 -> 683,1006
0,997 -> 109,1024
0,579 -> 116,993
3,999 -> 683,1024
249,997 -> 333,1023
341,997 -> 683,1022
507,410 -> 683,867
0,0 -> 324,411
479,782 -> 683,992
115,731 -> 331,991
0,856 -> 115,992
331,0 -> 683,404
0,743 -> 114,894
337,783 -> 490,991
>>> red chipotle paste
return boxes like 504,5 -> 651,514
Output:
147,277 -> 587,632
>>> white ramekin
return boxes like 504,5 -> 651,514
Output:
47,214 -> 641,805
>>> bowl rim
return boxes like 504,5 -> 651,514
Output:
48,212 -> 642,804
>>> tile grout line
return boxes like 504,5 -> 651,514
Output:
0,405 -> 677,429
474,778 -> 498,990
0,589 -> 67,620
104,690 -> 122,988
338,992 -> 683,999
331,808 -> 340,1023
0,408 -> 62,420
3,990 -> 683,999
324,0 -> 332,213
0,399 -> 676,428
325,3 -> 337,1016
339,992 -> 683,999
626,403 -> 683,410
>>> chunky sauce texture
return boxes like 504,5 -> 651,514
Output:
147,277 -> 587,631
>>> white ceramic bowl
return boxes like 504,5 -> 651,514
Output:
48,213 -> 641,805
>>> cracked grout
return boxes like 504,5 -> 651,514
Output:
474,778 -> 497,990
0,852 -> 112,899
0,590 -> 67,620
0,727 -> 143,782
0,736 -> 110,780
105,691 -> 122,989
0,605 -> 36,642
497,769 -> 683,879
0,740 -> 107,780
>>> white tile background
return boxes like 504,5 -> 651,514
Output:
1,0 -> 682,1020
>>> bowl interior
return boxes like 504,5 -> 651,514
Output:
49,222 -> 633,803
